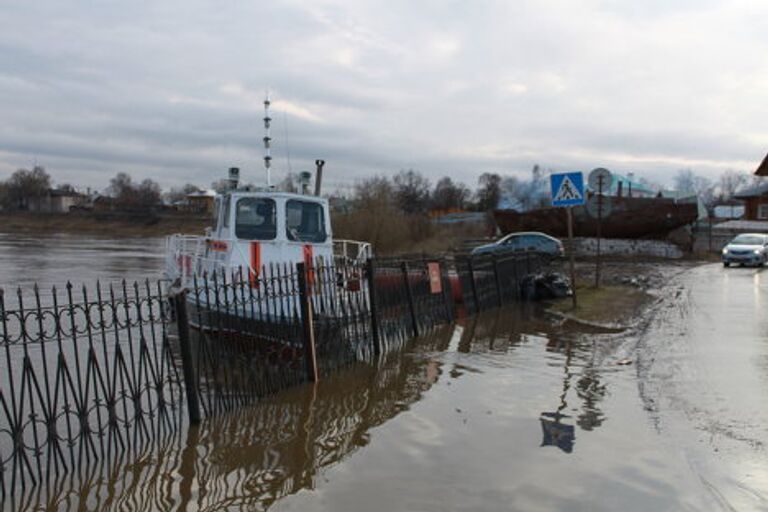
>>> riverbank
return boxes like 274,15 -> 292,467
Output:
0,212 -> 209,237
545,260 -> 699,328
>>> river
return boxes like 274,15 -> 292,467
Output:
0,233 -> 766,511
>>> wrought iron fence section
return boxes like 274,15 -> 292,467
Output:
0,280 -> 183,496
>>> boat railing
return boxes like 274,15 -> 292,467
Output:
166,234 -> 229,287
333,239 -> 373,264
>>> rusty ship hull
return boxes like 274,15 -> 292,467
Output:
493,196 -> 698,239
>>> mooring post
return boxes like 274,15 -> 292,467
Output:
467,256 -> 480,312
173,291 -> 201,425
441,259 -> 454,323
366,258 -> 382,356
401,261 -> 419,338
492,253 -> 503,307
297,263 -> 319,382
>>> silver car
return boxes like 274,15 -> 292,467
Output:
471,231 -> 565,257
722,233 -> 768,267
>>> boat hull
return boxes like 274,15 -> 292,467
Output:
493,197 -> 698,239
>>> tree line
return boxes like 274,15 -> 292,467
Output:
0,164 -> 760,214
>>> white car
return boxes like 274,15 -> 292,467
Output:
722,233 -> 768,267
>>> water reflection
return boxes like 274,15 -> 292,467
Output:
6,287 -> 617,511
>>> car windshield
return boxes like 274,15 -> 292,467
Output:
731,235 -> 765,245
235,198 -> 277,240
286,200 -> 327,243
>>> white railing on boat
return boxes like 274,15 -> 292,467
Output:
333,239 -> 372,264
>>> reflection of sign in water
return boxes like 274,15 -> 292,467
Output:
428,262 -> 442,294
550,172 -> 586,207
540,412 -> 575,453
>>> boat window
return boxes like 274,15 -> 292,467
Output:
235,198 -> 277,240
286,200 -> 327,243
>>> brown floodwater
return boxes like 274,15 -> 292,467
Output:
1,234 -> 766,511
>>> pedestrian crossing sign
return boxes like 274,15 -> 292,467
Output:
550,172 -> 585,207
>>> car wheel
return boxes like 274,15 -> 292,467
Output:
723,262 -> 730,267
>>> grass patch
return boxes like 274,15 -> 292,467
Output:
547,284 -> 653,326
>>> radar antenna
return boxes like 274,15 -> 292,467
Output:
263,94 -> 273,188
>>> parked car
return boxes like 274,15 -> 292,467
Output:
722,233 -> 768,267
471,232 -> 564,257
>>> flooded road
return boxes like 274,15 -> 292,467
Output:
0,235 -> 766,510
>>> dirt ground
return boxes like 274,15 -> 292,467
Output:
545,258 -> 700,328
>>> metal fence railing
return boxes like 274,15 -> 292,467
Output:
0,250 -> 553,497
0,281 -> 183,495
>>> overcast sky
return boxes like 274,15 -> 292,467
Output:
1,0 -> 766,192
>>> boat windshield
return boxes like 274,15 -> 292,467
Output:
286,199 -> 327,243
235,198 -> 277,240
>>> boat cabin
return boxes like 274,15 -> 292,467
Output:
166,189 -> 335,284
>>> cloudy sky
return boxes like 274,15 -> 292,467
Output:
1,0 -> 766,192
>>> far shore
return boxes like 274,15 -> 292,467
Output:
0,212 -> 211,238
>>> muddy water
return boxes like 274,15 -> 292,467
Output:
0,233 -> 165,289
1,235 -> 766,511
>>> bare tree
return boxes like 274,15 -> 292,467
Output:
393,169 -> 431,214
674,169 -> 715,207
107,172 -> 161,209
6,166 -> 51,210
475,172 -> 502,211
432,176 -> 470,210
353,175 -> 395,209
716,170 -> 749,199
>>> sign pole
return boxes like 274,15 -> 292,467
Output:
567,206 -> 577,308
595,176 -> 603,288
550,171 -> 585,309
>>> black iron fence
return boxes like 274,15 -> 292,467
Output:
455,251 -> 550,314
0,281 -> 183,497
0,250 -> 553,497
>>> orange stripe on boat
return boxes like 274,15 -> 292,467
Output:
208,240 -> 229,252
249,241 -> 261,287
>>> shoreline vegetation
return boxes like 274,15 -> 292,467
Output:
0,212 -> 487,255
0,212 -> 211,238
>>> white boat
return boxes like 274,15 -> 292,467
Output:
164,96 -> 371,327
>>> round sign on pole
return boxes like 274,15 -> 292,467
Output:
588,168 -> 613,194
586,194 -> 612,219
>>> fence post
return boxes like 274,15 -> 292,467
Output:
492,253 -> 503,307
297,263 -> 319,382
467,256 -> 480,312
441,259 -> 454,323
173,291 -> 201,425
366,258 -> 382,356
401,261 -> 420,338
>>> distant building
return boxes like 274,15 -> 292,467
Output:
734,183 -> 768,220
753,152 -> 768,176
184,190 -> 216,214
27,188 -> 86,213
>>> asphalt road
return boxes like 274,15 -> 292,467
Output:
636,263 -> 768,510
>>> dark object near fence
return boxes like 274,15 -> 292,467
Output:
520,272 -> 572,301
0,251 -> 551,497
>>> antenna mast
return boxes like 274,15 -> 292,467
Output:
263,94 -> 273,188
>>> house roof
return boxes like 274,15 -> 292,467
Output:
734,182 -> 768,199
754,152 -> 768,176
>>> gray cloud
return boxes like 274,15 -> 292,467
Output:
0,0 -> 766,193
